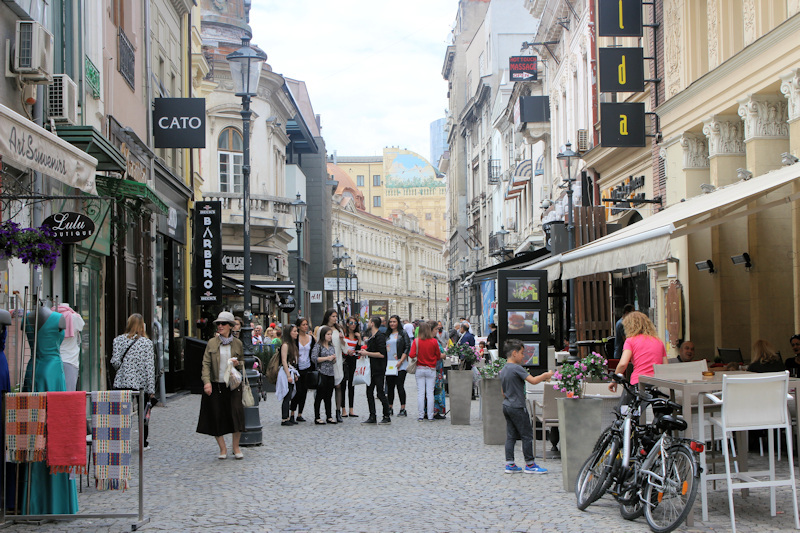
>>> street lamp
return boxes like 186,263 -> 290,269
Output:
557,141 -> 581,364
433,275 -> 438,321
496,225 -> 510,259
332,238 -> 344,318
226,35 -> 266,348
426,281 -> 431,318
459,257 -> 468,319
447,266 -> 455,323
341,252 -> 350,319
292,192 -> 306,318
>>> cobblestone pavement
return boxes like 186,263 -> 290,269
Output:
7,378 -> 800,532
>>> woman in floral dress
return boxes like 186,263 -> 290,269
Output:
431,320 -> 447,420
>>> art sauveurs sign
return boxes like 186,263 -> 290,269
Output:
42,212 -> 95,243
153,98 -> 206,149
194,201 -> 222,304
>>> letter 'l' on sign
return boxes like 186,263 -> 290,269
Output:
598,0 -> 643,37
600,103 -> 646,147
598,48 -> 644,93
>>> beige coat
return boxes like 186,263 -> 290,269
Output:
201,335 -> 245,385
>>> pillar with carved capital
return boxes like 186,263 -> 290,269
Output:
780,69 -> 800,333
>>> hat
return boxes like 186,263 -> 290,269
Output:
269,322 -> 276,328
213,311 -> 236,325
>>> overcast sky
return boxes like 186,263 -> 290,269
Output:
249,1 -> 458,161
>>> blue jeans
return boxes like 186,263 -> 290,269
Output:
503,405 -> 534,464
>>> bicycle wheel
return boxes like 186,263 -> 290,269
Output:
575,431 -> 620,510
618,485 -> 644,521
643,445 -> 699,533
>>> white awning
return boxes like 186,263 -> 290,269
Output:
0,103 -> 98,194
526,163 -> 800,279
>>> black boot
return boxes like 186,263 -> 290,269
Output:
361,415 -> 377,424
336,412 -> 343,423
379,416 -> 391,425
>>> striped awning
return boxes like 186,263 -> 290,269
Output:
511,159 -> 532,187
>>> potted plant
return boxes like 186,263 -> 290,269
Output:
553,352 -> 609,491
478,358 -> 507,445
0,221 -> 62,270
445,343 -> 479,425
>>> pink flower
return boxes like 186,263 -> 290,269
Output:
561,387 -> 567,393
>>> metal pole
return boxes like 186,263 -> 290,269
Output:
336,259 -> 340,317
434,278 -> 438,321
566,163 -> 578,364
240,93 -> 253,350
295,223 -> 302,317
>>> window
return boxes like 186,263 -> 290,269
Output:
373,175 -> 381,187
218,127 -> 243,193
357,175 -> 364,186
425,213 -> 432,220
373,196 -> 381,207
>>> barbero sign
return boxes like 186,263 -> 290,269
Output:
42,211 -> 95,242
153,98 -> 206,149
194,201 -> 222,304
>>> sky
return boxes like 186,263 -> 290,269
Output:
249,1 -> 459,161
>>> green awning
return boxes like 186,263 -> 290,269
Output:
96,175 -> 168,214
54,125 -> 126,172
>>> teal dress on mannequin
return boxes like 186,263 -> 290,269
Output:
21,311 -> 78,515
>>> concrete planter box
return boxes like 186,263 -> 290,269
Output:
557,397 -> 604,492
480,378 -> 505,445
448,370 -> 473,425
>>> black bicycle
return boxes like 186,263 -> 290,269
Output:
575,372 -> 703,533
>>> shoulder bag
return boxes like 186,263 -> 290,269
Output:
406,339 -> 418,375
241,361 -> 255,407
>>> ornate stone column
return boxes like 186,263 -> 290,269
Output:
702,115 -> 745,186
781,69 -> 800,332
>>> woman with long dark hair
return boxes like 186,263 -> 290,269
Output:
385,314 -> 411,416
277,324 -> 299,426
319,309 -> 346,422
290,317 -> 315,423
342,316 -> 361,417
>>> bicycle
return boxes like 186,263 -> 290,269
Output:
574,372 -> 704,533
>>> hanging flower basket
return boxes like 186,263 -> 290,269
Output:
0,220 -> 62,270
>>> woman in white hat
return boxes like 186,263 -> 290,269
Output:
196,311 -> 246,459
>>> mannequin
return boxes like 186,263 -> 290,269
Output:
28,305 -> 66,331
0,309 -> 12,510
54,303 -> 85,392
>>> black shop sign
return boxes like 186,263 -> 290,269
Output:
600,103 -> 646,148
153,98 -> 206,149
509,56 -> 538,81
598,0 -> 643,37
598,48 -> 644,93
42,211 -> 95,243
194,201 -> 222,304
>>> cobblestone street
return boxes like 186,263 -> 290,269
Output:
7,379 -> 800,532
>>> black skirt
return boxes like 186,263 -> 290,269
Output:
196,382 -> 245,437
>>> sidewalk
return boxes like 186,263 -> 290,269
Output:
6,377 -> 799,532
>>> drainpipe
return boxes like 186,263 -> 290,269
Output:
589,0 -> 599,147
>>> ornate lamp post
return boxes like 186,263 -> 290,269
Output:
332,238 -> 344,317
292,193 -> 306,318
340,252 -> 350,319
433,274 -> 438,320
459,257 -> 468,319
447,266 -> 455,323
426,281 -> 431,318
557,141 -> 581,364
496,225 -> 510,259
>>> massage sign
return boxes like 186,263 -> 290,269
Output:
42,212 -> 95,243
194,201 -> 222,305
598,0 -> 647,148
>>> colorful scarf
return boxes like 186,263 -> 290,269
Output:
91,390 -> 132,491
4,392 -> 47,463
46,391 -> 88,475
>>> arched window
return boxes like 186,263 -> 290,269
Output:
218,127 -> 243,193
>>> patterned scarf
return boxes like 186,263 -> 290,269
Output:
92,390 -> 132,491
219,333 -> 234,346
4,392 -> 47,463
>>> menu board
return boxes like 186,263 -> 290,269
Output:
497,270 -> 548,373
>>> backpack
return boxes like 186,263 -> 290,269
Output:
266,350 -> 281,384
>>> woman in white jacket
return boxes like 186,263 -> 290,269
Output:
317,309 -> 347,423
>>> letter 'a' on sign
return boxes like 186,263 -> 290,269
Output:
600,103 -> 647,147
598,0 -> 643,37
598,48 -> 645,93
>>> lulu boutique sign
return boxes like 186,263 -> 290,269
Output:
42,212 -> 95,242
153,98 -> 206,149
194,201 -> 222,304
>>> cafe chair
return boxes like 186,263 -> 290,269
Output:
532,384 -> 567,461
717,347 -> 744,365
653,359 -> 708,380
698,371 -> 799,532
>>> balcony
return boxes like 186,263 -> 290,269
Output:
489,231 -> 513,258
201,192 -> 296,229
488,159 -> 501,184
118,29 -> 135,90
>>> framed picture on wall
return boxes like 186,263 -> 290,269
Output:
507,278 -> 541,303
507,311 -> 540,334
522,342 -> 540,366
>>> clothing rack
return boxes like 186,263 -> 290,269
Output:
0,390 -> 150,531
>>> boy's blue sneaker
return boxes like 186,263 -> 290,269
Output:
504,463 -> 523,474
525,463 -> 548,474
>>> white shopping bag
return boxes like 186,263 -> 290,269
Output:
353,356 -> 371,386
385,358 -> 399,377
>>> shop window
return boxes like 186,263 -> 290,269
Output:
218,127 -> 243,193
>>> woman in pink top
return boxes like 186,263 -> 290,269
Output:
609,311 -> 667,392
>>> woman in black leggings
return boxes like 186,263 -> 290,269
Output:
341,317 -> 361,417
385,315 -> 411,416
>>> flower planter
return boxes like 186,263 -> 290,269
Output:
557,397 -> 604,492
480,378 -> 505,445
448,370 -> 473,425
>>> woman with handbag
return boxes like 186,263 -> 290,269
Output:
277,324 -> 299,426
385,315 -> 411,417
111,313 -> 156,449
290,317 -> 315,423
342,317 -> 361,417
311,326 -> 337,424
196,311 -> 245,460
318,309 -> 347,422
410,321 -> 444,421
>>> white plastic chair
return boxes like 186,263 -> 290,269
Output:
653,359 -> 708,380
698,371 -> 799,532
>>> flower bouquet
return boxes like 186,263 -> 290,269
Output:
552,351 -> 608,398
0,221 -> 62,270
478,357 -> 506,379
445,342 -> 480,370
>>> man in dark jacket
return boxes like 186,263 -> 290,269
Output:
359,316 -> 390,424
458,323 -> 476,346
614,304 -> 635,359
486,322 -> 498,350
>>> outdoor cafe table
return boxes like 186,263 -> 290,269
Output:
638,371 -> 800,525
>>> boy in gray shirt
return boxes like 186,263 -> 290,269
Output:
499,339 -> 554,474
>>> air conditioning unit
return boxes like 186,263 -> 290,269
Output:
14,20 -> 54,83
48,74 -> 78,124
577,129 -> 590,152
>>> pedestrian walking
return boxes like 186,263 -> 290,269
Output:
342,316 -> 362,417
410,321 -> 443,421
499,339 -> 553,474
290,317 -> 315,423
311,326 -> 337,424
111,313 -> 156,449
358,316 -> 390,424
433,320 -> 448,419
277,324 -> 299,426
196,311 -> 245,460
318,309 -> 346,422
385,315 -> 411,417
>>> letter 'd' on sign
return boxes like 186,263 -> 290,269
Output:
600,103 -> 646,147
598,0 -> 643,37
598,48 -> 645,93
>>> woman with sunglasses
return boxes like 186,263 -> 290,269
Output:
342,317 -> 362,417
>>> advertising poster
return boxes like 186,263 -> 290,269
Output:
480,279 -> 496,334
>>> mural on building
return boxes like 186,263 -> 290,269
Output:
384,149 -> 445,190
